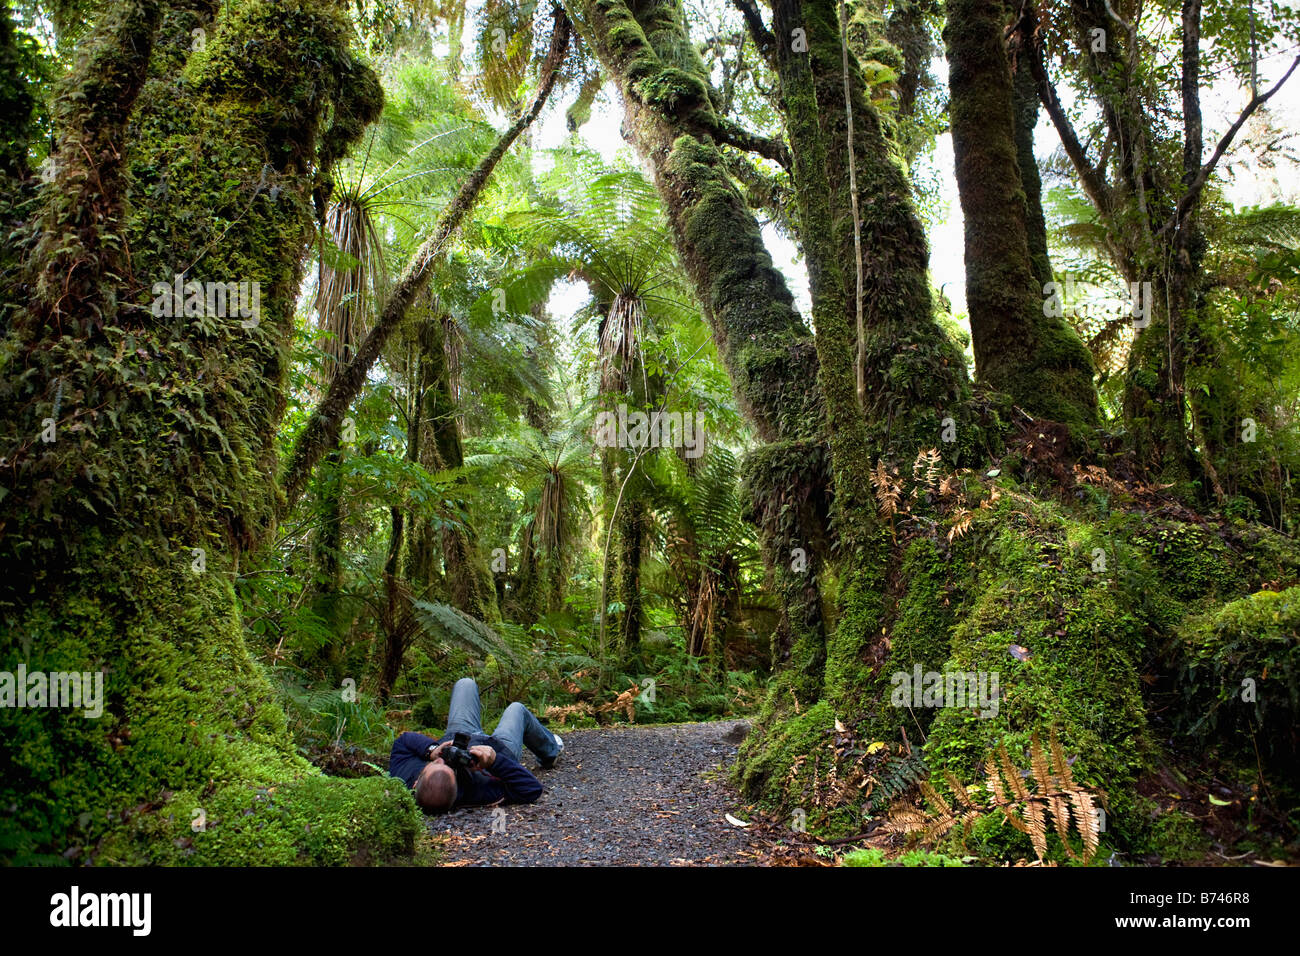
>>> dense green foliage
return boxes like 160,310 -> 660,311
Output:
1,0 -> 1298,868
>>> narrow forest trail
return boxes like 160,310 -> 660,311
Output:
424,720 -> 776,866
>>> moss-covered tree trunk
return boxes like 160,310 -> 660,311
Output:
805,0 -> 975,452
0,0 -> 417,864
1010,35 -> 1053,291
615,496 -> 646,656
944,0 -> 1098,433
566,0 -> 833,698
768,0 -> 887,713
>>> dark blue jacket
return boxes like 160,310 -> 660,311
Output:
389,730 -> 543,809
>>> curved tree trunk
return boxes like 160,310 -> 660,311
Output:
566,0 -> 833,697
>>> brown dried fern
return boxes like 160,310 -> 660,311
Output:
911,447 -> 942,498
872,460 -> 902,517
986,732 -> 1103,864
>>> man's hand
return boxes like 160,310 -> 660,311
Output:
469,745 -> 496,769
426,741 -> 451,761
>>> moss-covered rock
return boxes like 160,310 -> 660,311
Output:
1173,586 -> 1300,774
735,462 -> 1300,860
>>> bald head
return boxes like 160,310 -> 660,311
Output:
415,761 -> 457,813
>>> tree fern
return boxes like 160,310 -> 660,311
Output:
411,599 -> 521,667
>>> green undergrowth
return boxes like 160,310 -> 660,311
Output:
842,847 -> 967,867
0,544 -> 418,865
735,472 -> 1300,861
1173,585 -> 1300,776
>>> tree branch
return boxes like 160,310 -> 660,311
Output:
732,0 -> 776,67
279,8 -> 571,516
1162,51 -> 1300,238
1019,4 -> 1112,218
713,116 -> 792,169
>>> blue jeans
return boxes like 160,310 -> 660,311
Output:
445,677 -> 560,764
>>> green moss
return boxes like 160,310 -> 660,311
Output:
843,847 -> 966,866
735,699 -> 835,813
1173,586 -> 1300,774
820,531 -> 891,711
95,774 -> 418,866
1129,800 -> 1211,864
0,540 -> 417,864
966,806 -> 1036,861
633,66 -> 708,112
1128,522 -> 1245,603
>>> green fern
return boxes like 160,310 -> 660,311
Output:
868,751 -> 928,814
411,600 -> 521,668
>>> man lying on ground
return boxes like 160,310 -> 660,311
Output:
389,677 -> 564,813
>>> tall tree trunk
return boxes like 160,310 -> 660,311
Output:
567,0 -> 833,697
410,309 -> 500,621
0,0 -> 415,864
944,0 -> 1099,432
770,0 -> 887,710
615,497 -> 646,656
1010,35 -> 1053,290
807,0 -> 975,452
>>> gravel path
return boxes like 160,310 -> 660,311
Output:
425,720 -> 767,866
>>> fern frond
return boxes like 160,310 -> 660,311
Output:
1049,724 -> 1075,789
1069,788 -> 1101,864
872,460 -> 901,517
998,744 -> 1030,803
1024,793 -> 1049,861
919,778 -> 952,818
411,600 -> 520,668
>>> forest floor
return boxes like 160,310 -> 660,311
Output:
423,720 -> 784,866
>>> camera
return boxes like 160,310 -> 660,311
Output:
439,732 -> 476,770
